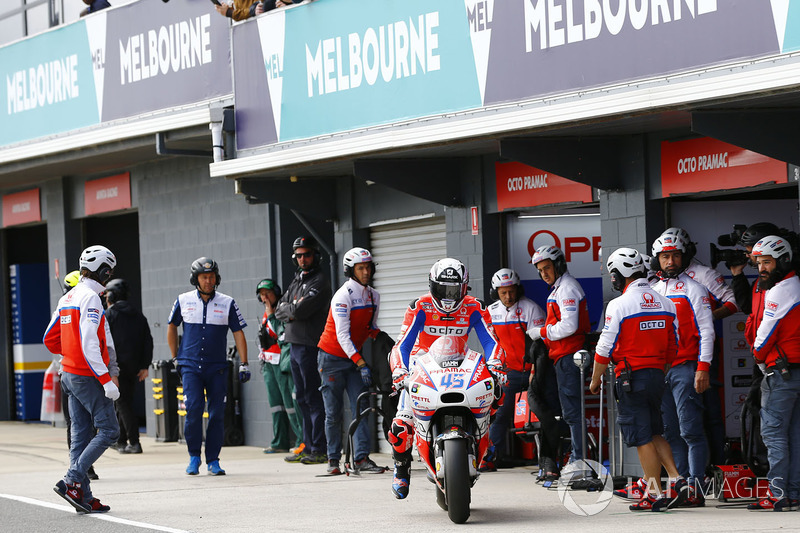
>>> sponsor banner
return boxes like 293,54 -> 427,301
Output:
495,161 -> 592,210
482,1 -> 778,106
84,172 -> 131,215
660,137 -> 788,196
3,189 -> 41,227
0,0 -> 231,148
238,0 -> 481,149
102,0 -> 232,122
507,214 -> 602,329
235,0 -> 786,151
0,20 -> 100,146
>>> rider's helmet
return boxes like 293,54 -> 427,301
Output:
190,257 -> 221,288
429,258 -> 469,313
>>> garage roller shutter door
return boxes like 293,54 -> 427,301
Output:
370,217 -> 447,340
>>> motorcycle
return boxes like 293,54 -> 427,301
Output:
403,336 -> 500,524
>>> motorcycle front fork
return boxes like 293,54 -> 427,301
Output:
433,435 -> 479,482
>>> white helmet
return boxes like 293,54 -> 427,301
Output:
429,258 -> 469,313
491,268 -> 520,290
79,245 -> 116,283
532,245 -> 567,277
659,227 -> 696,262
606,248 -> 645,291
752,235 -> 793,273
651,233 -> 687,256
342,247 -> 374,280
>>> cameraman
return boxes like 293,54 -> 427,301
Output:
728,223 -> 780,315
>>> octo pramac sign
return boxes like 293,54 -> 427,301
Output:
495,161 -> 592,211
660,137 -> 788,196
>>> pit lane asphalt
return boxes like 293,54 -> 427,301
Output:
0,422 -> 796,532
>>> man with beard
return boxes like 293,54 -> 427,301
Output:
747,236 -> 800,511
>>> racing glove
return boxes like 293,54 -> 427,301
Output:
103,381 -> 120,401
239,363 -> 251,383
391,368 -> 409,394
359,365 -> 373,387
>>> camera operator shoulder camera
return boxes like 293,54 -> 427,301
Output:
713,222 -> 800,314
713,223 -> 800,271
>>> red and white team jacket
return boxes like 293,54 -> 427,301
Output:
753,271 -> 800,368
684,258 -> 739,315
389,294 -> 504,372
652,273 -> 715,371
594,280 -> 678,377
487,296 -> 545,372
43,277 -> 115,384
534,272 -> 591,363
317,278 -> 380,365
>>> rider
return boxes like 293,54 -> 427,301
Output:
388,258 -> 506,499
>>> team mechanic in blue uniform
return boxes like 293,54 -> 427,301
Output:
167,257 -> 250,476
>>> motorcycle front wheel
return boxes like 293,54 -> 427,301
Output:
443,438 -> 471,523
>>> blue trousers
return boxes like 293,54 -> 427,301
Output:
662,361 -> 707,485
290,343 -> 327,454
318,351 -> 369,462
180,364 -> 228,463
760,370 -> 800,500
60,372 -> 119,500
554,356 -> 584,461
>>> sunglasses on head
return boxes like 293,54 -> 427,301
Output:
294,252 -> 314,259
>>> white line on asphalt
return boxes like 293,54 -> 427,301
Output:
0,493 -> 193,533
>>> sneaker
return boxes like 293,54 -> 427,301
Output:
87,466 -> 99,481
392,462 -> 411,499
299,452 -> 327,465
664,477 -> 689,509
678,485 -> 705,508
614,477 -> 646,500
774,498 -> 800,512
327,459 -> 342,475
748,496 -> 779,510
284,450 -> 308,463
355,456 -> 387,473
186,456 -> 201,475
111,442 -> 126,452
207,460 -> 226,476
263,447 -> 288,454
53,480 -> 90,514
290,443 -> 305,454
630,493 -> 664,512
120,443 -> 143,454
86,497 -> 110,513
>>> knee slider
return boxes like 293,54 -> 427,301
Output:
388,417 -> 414,455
